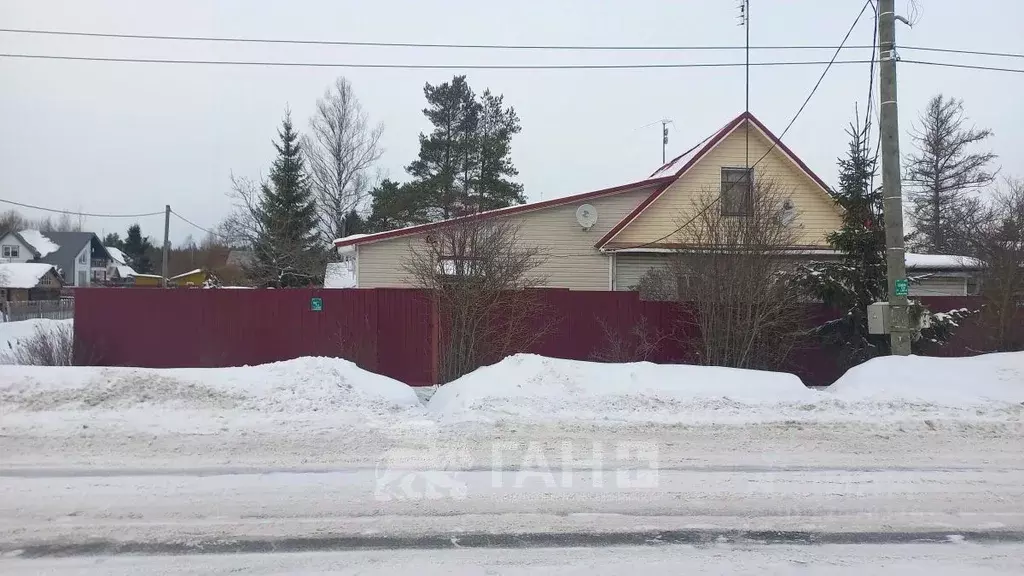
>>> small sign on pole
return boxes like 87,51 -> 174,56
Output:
310,297 -> 323,312
894,278 -> 909,297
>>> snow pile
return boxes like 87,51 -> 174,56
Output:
16,229 -> 60,257
0,263 -> 58,288
427,354 -> 818,423
0,318 -> 71,357
0,357 -> 422,416
827,352 -> 1024,407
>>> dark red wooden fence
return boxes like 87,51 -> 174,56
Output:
73,288 -> 990,386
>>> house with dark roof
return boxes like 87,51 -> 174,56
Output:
332,111 -> 845,291
0,230 -> 112,287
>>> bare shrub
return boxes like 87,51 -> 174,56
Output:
590,316 -> 669,363
2,323 -> 74,366
403,218 -> 550,382
971,177 -> 1024,351
673,174 -> 810,371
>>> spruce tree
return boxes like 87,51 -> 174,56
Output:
251,112 -> 321,287
797,119 -> 889,364
122,224 -> 155,274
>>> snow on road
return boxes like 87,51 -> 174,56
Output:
4,543 -> 1024,575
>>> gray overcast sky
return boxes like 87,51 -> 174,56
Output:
1,0 -> 1021,244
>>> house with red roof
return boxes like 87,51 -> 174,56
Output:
333,111 -> 845,291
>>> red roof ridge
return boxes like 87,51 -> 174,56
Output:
333,176 -> 674,248
597,111 -> 832,248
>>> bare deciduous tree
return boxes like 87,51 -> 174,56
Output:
403,218 -> 548,382
651,175 -> 810,370
304,78 -> 384,242
971,177 -> 1024,351
905,94 -> 997,254
590,316 -> 669,363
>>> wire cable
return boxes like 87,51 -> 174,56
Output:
626,0 -> 874,250
0,53 -> 880,70
3,27 -> 1020,59
0,197 -> 164,218
0,28 -> 878,51
901,59 -> 1024,74
171,210 -> 227,239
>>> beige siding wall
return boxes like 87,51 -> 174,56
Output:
614,253 -> 671,290
356,184 -> 657,289
910,276 -> 966,296
607,123 -> 842,248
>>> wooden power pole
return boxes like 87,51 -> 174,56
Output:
878,0 -> 911,355
162,204 -> 170,288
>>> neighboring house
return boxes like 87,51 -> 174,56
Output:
0,230 -> 112,287
104,246 -> 138,284
332,111 -> 844,291
0,262 -> 64,302
170,268 -> 208,286
906,253 -> 984,297
131,273 -> 165,287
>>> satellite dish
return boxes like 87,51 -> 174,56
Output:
576,204 -> 599,230
780,198 -> 797,226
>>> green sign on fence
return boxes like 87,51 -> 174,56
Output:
310,297 -> 323,312
894,278 -> 909,297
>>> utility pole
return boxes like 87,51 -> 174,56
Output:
162,204 -> 170,288
878,0 -> 911,355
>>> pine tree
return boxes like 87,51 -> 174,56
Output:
407,76 -> 479,220
475,90 -> 525,211
405,76 -> 525,219
365,179 -> 428,232
122,224 -> 155,274
251,112 -> 322,287
103,233 -> 123,250
905,94 -> 996,254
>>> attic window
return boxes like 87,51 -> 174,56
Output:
721,167 -> 753,216
2,245 -> 19,259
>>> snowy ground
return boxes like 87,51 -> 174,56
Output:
1,351 -> 1022,573
4,544 -> 1024,575
0,318 -> 71,360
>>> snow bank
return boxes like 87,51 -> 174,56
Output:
0,357 -> 421,416
0,318 -> 72,357
427,354 -> 817,423
324,261 -> 356,288
827,352 -> 1024,406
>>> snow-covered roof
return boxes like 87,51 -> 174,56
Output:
905,253 -> 984,271
170,268 -> 204,280
16,230 -> 60,258
114,265 -> 137,278
0,263 -> 59,288
105,246 -> 128,266
324,261 -> 356,288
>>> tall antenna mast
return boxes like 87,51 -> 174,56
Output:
661,119 -> 673,164
739,0 -> 750,170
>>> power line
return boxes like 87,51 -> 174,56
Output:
0,197 -> 164,218
2,27 -> 1020,60
628,0 -> 873,250
0,27 -> 877,51
0,53 -> 880,70
902,59 -> 1024,74
171,210 -> 227,240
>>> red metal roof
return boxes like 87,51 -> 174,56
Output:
333,176 -> 675,249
